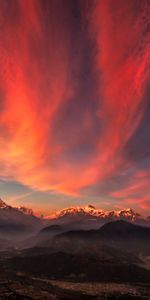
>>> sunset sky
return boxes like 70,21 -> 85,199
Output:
0,0 -> 150,215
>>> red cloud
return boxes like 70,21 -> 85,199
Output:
86,0 -> 150,175
60,0 -> 150,195
0,0 -> 150,213
0,0 -> 75,191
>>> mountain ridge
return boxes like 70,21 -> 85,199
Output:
1,199 -> 149,223
0,198 -> 43,241
47,204 -> 150,227
0,198 -> 149,231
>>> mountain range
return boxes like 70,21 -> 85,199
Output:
53,220 -> 150,255
0,198 -> 150,233
1,198 -> 149,223
0,198 -> 149,248
46,204 -> 150,229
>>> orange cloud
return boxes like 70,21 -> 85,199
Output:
85,0 -> 150,177
0,0 -> 150,214
0,0 -> 75,191
58,0 -> 150,193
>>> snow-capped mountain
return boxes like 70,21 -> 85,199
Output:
56,205 -> 104,218
0,199 -> 43,238
49,205 -> 149,226
0,199 -> 34,216
0,198 -> 149,239
18,206 -> 34,216
0,198 -> 10,209
104,208 -> 141,222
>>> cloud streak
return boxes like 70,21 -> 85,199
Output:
0,0 -> 150,212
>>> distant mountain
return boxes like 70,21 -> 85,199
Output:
27,206 -> 149,250
44,220 -> 150,256
55,205 -> 104,218
22,224 -> 68,249
47,205 -> 150,228
0,199 -> 9,209
17,206 -> 34,216
98,220 -> 150,253
0,198 -> 149,249
0,199 -> 43,241
40,224 -> 64,234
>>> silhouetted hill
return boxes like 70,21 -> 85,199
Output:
21,224 -> 66,249
51,220 -> 150,255
100,219 -> 135,230
99,219 -> 149,234
40,224 -> 63,233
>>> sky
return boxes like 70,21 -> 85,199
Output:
0,0 -> 150,216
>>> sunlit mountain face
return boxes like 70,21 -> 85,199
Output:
0,0 -> 150,216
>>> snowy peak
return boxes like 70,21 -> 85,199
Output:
0,199 -> 34,216
55,205 -> 138,219
18,206 -> 34,216
0,198 -> 10,209
56,205 -> 104,218
53,205 -> 148,225
105,208 -> 141,221
0,198 -> 42,234
118,208 -> 141,221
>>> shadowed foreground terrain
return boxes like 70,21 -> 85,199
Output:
0,220 -> 149,299
0,273 -> 149,300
